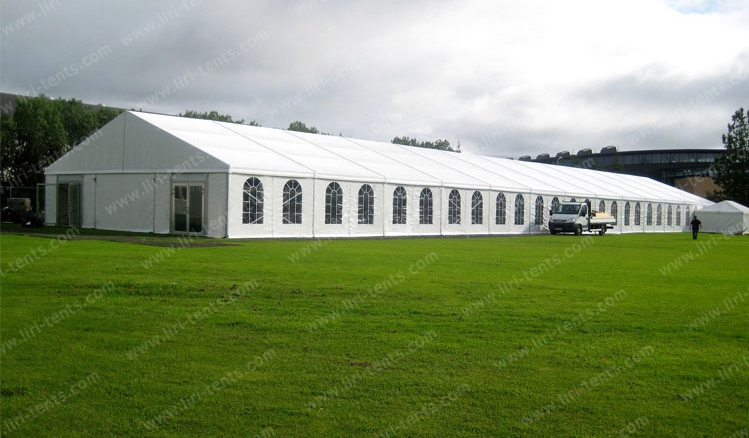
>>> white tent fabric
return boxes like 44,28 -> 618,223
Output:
45,111 -> 713,238
696,201 -> 749,235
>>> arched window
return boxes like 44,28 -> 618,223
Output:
534,196 -> 544,226
392,186 -> 407,224
646,204 -> 653,226
551,197 -> 560,213
667,205 -> 673,226
685,207 -> 691,225
634,203 -> 641,226
242,177 -> 263,224
496,193 -> 507,225
598,200 -> 606,213
419,188 -> 433,225
325,182 -> 343,225
283,180 -> 302,224
611,201 -> 618,221
471,191 -> 483,225
358,184 -> 374,225
624,202 -> 630,226
676,206 -> 682,226
570,197 -> 577,202
514,194 -> 525,225
656,204 -> 663,226
448,189 -> 461,225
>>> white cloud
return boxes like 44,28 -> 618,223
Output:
1,0 -> 747,157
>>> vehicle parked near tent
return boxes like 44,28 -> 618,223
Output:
548,201 -> 616,235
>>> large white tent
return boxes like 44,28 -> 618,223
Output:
45,111 -> 712,238
696,200 -> 749,235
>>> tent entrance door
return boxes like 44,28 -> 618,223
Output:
57,183 -> 81,226
173,183 -> 204,234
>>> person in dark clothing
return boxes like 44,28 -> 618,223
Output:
690,214 -> 701,240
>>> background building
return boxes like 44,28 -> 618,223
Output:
522,146 -> 724,198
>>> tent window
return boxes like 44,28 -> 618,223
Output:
598,200 -> 606,213
635,203 -> 641,226
496,193 -> 507,225
419,188 -> 433,225
656,204 -> 663,226
685,207 -> 691,225
551,197 -> 560,214
534,195 -> 544,226
676,206 -> 682,226
392,186 -> 407,225
325,182 -> 343,225
358,184 -> 374,225
514,194 -> 525,225
667,205 -> 673,226
611,201 -> 618,221
448,189 -> 461,225
283,180 -> 302,224
569,197 -> 576,202
242,177 -> 264,225
646,204 -> 653,226
472,191 -> 483,225
624,202 -> 631,226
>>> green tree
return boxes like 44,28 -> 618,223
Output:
713,107 -> 749,206
287,120 -> 319,134
178,109 -> 258,126
391,136 -> 458,152
1,96 -> 120,187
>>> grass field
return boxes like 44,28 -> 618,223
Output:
1,226 -> 748,437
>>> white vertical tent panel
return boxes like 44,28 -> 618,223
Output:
205,173 -> 227,238
82,174 -> 96,229
153,173 -> 171,235
94,174 -> 155,233
44,175 -> 57,224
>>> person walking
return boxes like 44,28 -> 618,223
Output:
690,214 -> 702,240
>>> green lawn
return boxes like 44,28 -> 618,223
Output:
1,228 -> 747,437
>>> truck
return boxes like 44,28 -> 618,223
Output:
548,201 -> 616,235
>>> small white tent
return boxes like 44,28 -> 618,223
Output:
696,200 -> 749,235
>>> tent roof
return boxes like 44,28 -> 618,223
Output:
698,200 -> 749,213
47,111 -> 712,206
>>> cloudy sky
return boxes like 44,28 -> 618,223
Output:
2,0 -> 748,158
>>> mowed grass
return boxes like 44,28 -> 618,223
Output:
1,228 -> 748,437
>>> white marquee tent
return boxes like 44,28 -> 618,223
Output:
45,111 -> 712,238
696,200 -> 749,235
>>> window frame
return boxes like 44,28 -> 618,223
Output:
392,186 -> 407,225
283,179 -> 303,225
242,177 -> 264,225
419,188 -> 433,225
448,189 -> 461,225
358,184 -> 374,225
471,191 -> 483,225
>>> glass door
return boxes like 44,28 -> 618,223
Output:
173,184 -> 203,234
57,183 -> 81,226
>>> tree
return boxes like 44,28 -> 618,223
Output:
179,110 -> 258,126
391,136 -> 459,152
713,107 -> 749,206
1,96 -> 120,187
287,120 -> 319,134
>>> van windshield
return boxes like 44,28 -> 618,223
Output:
555,204 -> 580,215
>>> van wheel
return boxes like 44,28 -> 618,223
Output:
575,225 -> 582,236
550,229 -> 557,235
599,227 -> 607,235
